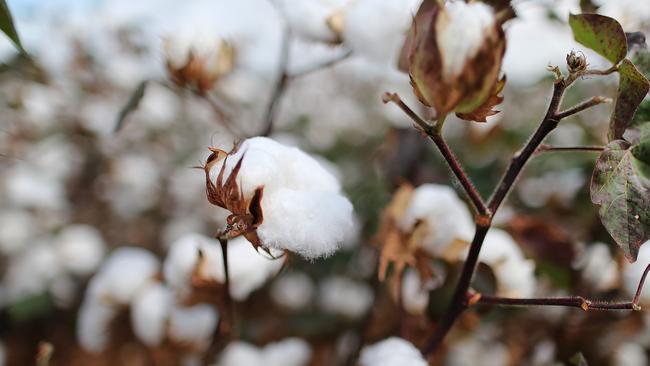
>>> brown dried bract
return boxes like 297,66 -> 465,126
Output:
203,147 -> 266,252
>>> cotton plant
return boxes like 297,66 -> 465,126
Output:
216,338 -> 312,366
358,337 -> 428,366
203,136 -> 354,259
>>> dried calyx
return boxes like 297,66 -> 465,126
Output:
401,0 -> 507,122
566,50 -> 588,74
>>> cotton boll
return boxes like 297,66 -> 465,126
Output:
106,153 -> 161,218
168,304 -> 219,351
55,224 -> 106,276
4,165 -> 67,210
401,269 -> 429,315
131,282 -> 173,347
578,243 -> 619,292
399,184 -> 474,258
343,0 -> 422,67
27,134 -> 83,181
224,237 -> 284,301
92,247 -> 160,304
259,189 -> 353,259
0,209 -> 35,255
476,229 -> 536,298
270,272 -> 315,310
77,298 -> 118,352
217,338 -> 311,366
318,276 -> 373,319
359,337 -> 427,366
4,241 -> 63,302
49,274 -> 77,307
163,233 -> 223,297
445,333 -> 510,366
437,2 -> 495,80
275,0 -> 349,43
613,342 -> 648,366
624,242 -> 650,302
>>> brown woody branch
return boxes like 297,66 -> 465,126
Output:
536,144 -> 605,154
554,96 -> 611,120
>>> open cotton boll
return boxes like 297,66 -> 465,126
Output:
359,337 -> 427,366
624,242 -> 650,302
77,298 -> 118,352
106,154 -> 161,218
318,276 -> 373,319
4,241 -> 63,302
5,165 -> 67,210
399,184 -> 474,258
275,0 -> 349,43
91,247 -> 160,304
271,272 -> 315,311
445,332 -> 510,366
401,269 -> 430,315
579,243 -> 619,292
475,229 -> 536,297
343,0 -> 422,67
55,224 -> 106,276
168,304 -> 219,351
613,342 -> 649,366
0,209 -> 35,255
216,338 -> 311,366
131,282 -> 173,347
259,188 -> 353,259
436,1 -> 495,80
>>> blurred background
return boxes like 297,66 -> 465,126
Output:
1,0 -> 650,365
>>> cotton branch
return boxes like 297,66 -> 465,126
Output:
382,92 -> 489,217
217,237 -> 233,335
536,144 -> 605,154
554,96 -> 611,120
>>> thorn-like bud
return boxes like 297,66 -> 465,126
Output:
566,50 -> 588,74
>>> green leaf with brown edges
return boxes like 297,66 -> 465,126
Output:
114,80 -> 148,132
569,13 -> 627,64
0,0 -> 24,53
591,139 -> 650,262
609,59 -> 650,140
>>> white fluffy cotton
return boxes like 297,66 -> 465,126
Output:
164,233 -> 283,301
168,304 -> 219,351
401,268 -> 430,315
131,282 -> 174,347
54,224 -> 106,276
578,243 -> 619,292
217,338 -> 312,366
436,1 -> 495,80
77,298 -> 118,352
399,184 -> 475,258
275,0 -> 349,43
359,337 -> 427,366
210,137 -> 354,259
270,272 -> 315,311
318,276 -> 373,319
473,229 -> 536,298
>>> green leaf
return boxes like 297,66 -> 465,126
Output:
591,140 -> 650,262
0,0 -> 24,52
114,80 -> 148,132
569,13 -> 627,64
609,59 -> 650,140
569,352 -> 589,366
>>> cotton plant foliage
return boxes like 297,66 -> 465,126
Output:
204,136 -> 355,259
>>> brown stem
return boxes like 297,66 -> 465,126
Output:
536,144 -> 605,153
554,96 -> 611,120
474,295 -> 640,311
218,237 -> 233,333
382,92 -> 489,217
633,263 -> 650,305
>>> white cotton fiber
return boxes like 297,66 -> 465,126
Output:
91,247 -> 160,304
318,276 -> 373,319
275,0 -> 349,43
131,282 -> 173,347
55,224 -> 106,276
258,188 -> 353,259
77,298 -> 118,352
216,338 -> 311,366
270,272 -> 315,310
400,184 -> 475,258
209,137 -> 354,259
168,304 -> 219,351
359,337 -> 427,366
401,268 -> 430,315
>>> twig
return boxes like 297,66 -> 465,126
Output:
382,92 -> 489,217
536,144 -> 605,154
218,237 -> 233,334
554,96 -> 611,120
260,25 -> 291,137
473,295 -> 639,311
289,48 -> 352,78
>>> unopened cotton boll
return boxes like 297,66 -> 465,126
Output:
89,247 -> 160,304
54,224 -> 106,276
216,338 -> 311,366
270,272 -> 315,310
168,304 -> 219,351
318,276 -> 373,319
359,337 -> 427,366
206,137 -> 354,259
399,184 -> 474,258
131,282 -> 174,347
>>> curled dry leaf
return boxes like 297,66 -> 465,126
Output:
203,146 -> 266,253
